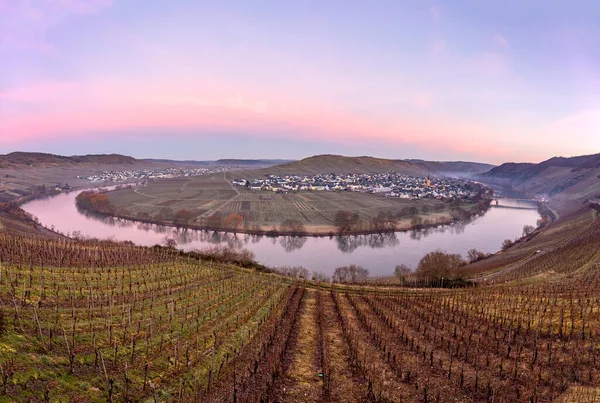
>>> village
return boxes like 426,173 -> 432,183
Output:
79,166 -> 229,183
232,172 -> 485,201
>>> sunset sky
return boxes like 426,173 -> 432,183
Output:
1,0 -> 599,164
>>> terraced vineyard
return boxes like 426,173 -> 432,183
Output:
1,232 -> 600,401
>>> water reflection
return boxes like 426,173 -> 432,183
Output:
279,236 -> 308,253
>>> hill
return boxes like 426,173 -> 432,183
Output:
271,155 -> 430,175
0,152 -> 137,167
407,160 -> 496,177
269,154 -> 495,176
479,153 -> 600,205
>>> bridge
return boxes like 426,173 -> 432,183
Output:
491,197 -> 538,210
491,204 -> 538,210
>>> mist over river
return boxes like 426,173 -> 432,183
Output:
23,190 -> 540,277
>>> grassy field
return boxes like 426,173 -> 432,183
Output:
104,172 -> 465,235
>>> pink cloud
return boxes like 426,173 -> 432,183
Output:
0,79 -> 534,163
0,81 -> 79,102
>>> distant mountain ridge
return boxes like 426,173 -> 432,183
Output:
478,153 -> 600,204
0,152 -> 137,167
143,158 -> 294,168
0,152 -> 294,169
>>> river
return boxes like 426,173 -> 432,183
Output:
22,190 -> 540,277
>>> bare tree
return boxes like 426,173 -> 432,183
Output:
162,236 -> 177,249
467,248 -> 488,263
334,210 -> 360,233
394,264 -> 412,284
501,239 -> 514,251
280,219 -> 306,235
273,266 -> 309,279
225,214 -> 244,233
332,264 -> 369,283
370,211 -> 398,232
522,225 -> 535,237
312,271 -> 330,283
416,250 -> 466,282
410,216 -> 424,229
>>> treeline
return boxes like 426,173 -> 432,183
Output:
158,238 -> 268,271
75,191 -> 115,215
0,202 -> 38,223
333,198 -> 492,235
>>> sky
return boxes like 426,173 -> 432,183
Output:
1,0 -> 599,164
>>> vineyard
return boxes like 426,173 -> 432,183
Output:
1,227 -> 600,402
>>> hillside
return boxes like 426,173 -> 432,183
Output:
1,227 -> 600,401
271,155 -> 430,175
268,155 -> 495,176
408,160 -> 496,177
0,152 -> 137,167
479,153 -> 600,206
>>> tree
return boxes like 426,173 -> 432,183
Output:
467,248 -> 487,263
501,239 -> 514,251
225,214 -> 244,233
332,265 -> 369,283
416,250 -> 466,282
274,266 -> 309,279
162,236 -> 177,249
370,210 -> 397,232
75,191 -> 114,214
522,225 -> 535,237
450,207 -> 468,221
174,209 -> 195,227
394,264 -> 412,284
421,205 -> 431,214
280,218 -> 306,234
312,271 -> 330,283
334,210 -> 359,233
410,216 -> 424,229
